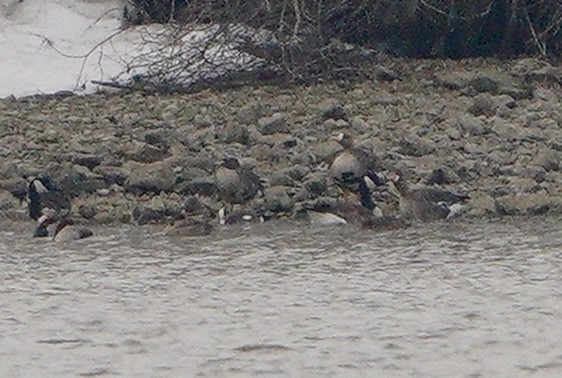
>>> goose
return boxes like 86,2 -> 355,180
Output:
329,132 -> 384,209
52,218 -> 94,242
214,157 -> 264,205
389,171 -> 470,221
33,211 -> 93,242
296,197 -> 383,226
28,175 -> 71,222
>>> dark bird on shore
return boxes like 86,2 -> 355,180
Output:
28,175 -> 71,221
389,171 -> 470,222
329,132 -> 384,210
214,157 -> 264,205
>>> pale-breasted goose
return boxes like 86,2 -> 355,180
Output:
389,171 -> 470,222
214,157 -> 264,205
28,175 -> 71,222
329,132 -> 384,210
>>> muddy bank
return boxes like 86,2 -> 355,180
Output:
1,58 -> 561,227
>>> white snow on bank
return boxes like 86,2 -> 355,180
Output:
0,0 -> 136,98
0,0 -> 271,99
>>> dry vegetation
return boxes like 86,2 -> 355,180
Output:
119,0 -> 562,91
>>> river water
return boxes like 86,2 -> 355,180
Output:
1,218 -> 561,377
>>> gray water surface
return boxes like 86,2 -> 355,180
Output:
1,219 -> 562,377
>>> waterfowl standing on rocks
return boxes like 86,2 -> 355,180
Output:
28,175 -> 71,221
214,157 -> 264,205
389,171 -> 470,222
329,132 -> 384,210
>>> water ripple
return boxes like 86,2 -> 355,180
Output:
1,219 -> 562,376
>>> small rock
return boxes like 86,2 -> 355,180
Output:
94,165 -> 129,186
457,114 -> 487,136
267,172 -> 295,187
45,163 -> 106,196
304,173 -> 328,197
0,190 -> 19,212
145,129 -> 172,148
426,167 -> 457,185
264,186 -> 293,213
490,117 -> 518,140
285,165 -> 310,181
126,143 -> 169,163
71,153 -> 103,170
164,217 -> 214,237
0,178 -> 27,202
318,99 -> 347,121
258,113 -> 288,135
96,188 -> 111,197
467,94 -> 496,117
398,135 -> 435,157
126,161 -> 175,194
218,123 -> 251,145
311,141 -> 342,163
132,206 -> 165,225
374,66 -> 401,82
78,204 -> 96,220
535,149 -> 560,172
179,176 -> 217,197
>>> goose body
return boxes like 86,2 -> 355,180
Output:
53,218 -> 93,242
297,197 -> 380,226
329,132 -> 384,210
390,172 -> 470,221
214,157 -> 263,205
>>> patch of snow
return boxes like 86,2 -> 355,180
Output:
0,0 -> 274,99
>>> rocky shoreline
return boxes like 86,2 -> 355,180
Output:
1,57 -> 561,229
